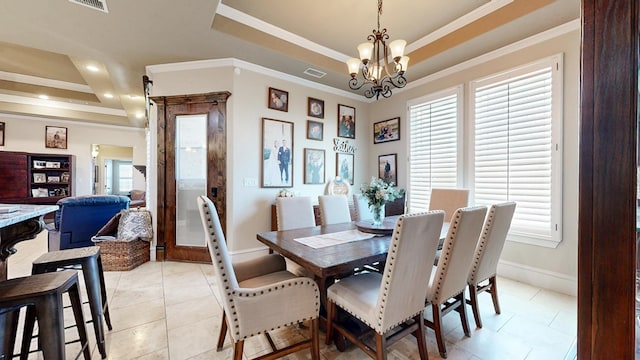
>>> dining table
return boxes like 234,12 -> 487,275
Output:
256,215 -> 449,311
0,203 -> 59,358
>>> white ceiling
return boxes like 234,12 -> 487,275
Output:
0,0 -> 579,128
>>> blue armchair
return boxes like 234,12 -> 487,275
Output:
48,195 -> 130,251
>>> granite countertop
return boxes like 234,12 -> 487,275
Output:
0,204 -> 58,228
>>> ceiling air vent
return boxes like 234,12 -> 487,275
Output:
69,0 -> 108,13
303,68 -> 327,79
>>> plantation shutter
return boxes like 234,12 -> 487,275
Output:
408,92 -> 459,213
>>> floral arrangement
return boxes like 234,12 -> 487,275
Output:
360,177 -> 405,209
276,188 -> 295,198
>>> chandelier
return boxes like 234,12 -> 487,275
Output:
346,0 -> 409,99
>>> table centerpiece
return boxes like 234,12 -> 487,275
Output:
360,177 -> 405,226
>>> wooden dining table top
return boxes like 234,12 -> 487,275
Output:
255,216 -> 449,281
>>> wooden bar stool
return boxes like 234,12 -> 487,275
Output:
0,271 -> 90,360
29,246 -> 111,359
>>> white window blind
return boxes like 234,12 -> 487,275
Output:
408,89 -> 460,213
472,57 -> 562,245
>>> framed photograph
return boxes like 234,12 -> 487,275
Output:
47,176 -> 60,183
336,153 -> 354,185
61,172 -> 70,183
307,120 -> 324,141
31,188 -> 48,198
378,153 -> 398,185
45,161 -> 60,168
33,173 -> 46,183
307,97 -> 324,118
304,148 -> 325,184
373,117 -> 401,144
337,104 -> 356,139
262,118 -> 294,188
33,160 -> 46,169
268,87 -> 289,112
45,126 -> 68,149
0,122 -> 4,146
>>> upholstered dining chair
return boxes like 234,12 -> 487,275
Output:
428,188 -> 469,222
467,202 -> 516,328
325,211 -> 445,360
318,195 -> 352,225
276,196 -> 316,230
424,206 -> 487,358
352,193 -> 375,222
197,195 -> 320,360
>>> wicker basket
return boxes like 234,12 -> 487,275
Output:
97,239 -> 150,271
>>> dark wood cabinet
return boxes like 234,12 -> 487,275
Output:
0,151 -> 73,204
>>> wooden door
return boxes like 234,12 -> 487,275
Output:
152,92 -> 231,262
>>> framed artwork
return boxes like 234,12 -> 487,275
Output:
336,153 -> 354,185
378,153 -> 398,185
307,97 -> 324,118
373,117 -> 400,144
32,173 -> 46,183
304,148 -> 325,184
45,126 -> 68,149
268,87 -> 289,112
262,118 -> 294,188
307,120 -> 323,141
337,104 -> 356,139
0,122 -> 4,146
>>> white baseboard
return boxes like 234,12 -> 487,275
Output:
497,260 -> 577,296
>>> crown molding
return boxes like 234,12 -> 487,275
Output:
0,71 -> 93,93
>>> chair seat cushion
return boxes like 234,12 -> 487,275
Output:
238,270 -> 298,288
327,272 -> 381,327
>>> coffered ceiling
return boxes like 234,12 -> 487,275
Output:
0,0 -> 578,128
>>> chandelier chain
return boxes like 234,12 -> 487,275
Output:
377,0 -> 382,30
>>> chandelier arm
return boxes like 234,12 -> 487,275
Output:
349,77 -> 367,91
389,74 -> 407,89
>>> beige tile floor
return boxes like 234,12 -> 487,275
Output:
7,232 -> 577,360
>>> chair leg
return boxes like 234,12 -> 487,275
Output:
431,304 -> 447,359
325,300 -> 335,345
233,340 -> 244,360
68,283 -> 92,360
469,283 -> 483,328
19,307 -> 37,360
310,318 -> 320,360
456,291 -> 471,337
35,294 -> 66,360
216,311 -> 228,351
412,314 -> 429,360
97,255 -> 112,330
82,258 -> 107,358
489,276 -> 501,314
374,332 -> 386,360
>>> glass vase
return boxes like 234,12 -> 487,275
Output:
371,204 -> 385,226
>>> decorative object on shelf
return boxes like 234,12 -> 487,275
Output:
360,176 -> 405,226
336,153 -> 354,185
346,0 -> 409,100
61,172 -> 70,183
262,118 -> 294,188
276,188 -> 295,199
304,148 -> 325,184
378,153 -> 398,184
33,173 -> 46,183
337,104 -> 356,139
268,87 -> 288,112
47,176 -> 60,183
326,176 -> 352,196
307,97 -> 324,118
307,120 -> 324,141
373,117 -> 400,144
45,126 -> 68,149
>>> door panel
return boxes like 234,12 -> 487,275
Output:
152,92 -> 231,262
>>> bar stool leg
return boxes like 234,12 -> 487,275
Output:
97,254 -> 112,331
35,294 -> 65,360
19,307 -> 36,360
1,309 -> 20,360
68,283 -> 91,360
82,258 -> 107,358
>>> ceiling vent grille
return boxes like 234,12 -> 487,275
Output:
303,68 -> 327,79
69,0 -> 108,13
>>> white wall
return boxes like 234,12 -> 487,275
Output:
0,114 -> 146,195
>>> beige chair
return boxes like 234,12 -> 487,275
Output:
197,196 -> 320,360
428,188 -> 469,222
276,196 -> 316,230
467,202 -> 516,328
352,193 -> 376,222
318,195 -> 352,225
424,206 -> 487,358
325,211 -> 445,360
